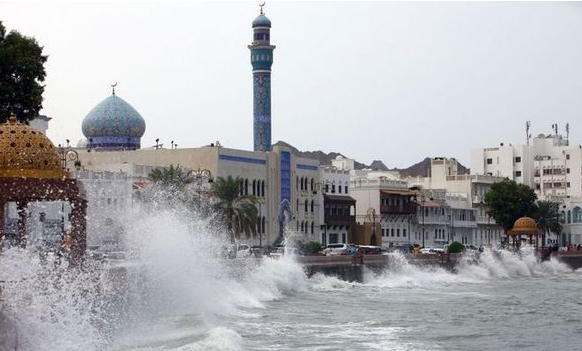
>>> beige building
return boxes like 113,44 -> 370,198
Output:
73,144 -> 321,245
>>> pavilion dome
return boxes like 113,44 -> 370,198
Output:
0,114 -> 66,179
509,216 -> 540,235
81,92 -> 146,150
252,14 -> 271,28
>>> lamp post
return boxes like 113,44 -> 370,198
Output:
313,181 -> 329,245
58,141 -> 80,172
187,167 -> 213,208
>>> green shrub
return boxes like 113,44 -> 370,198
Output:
305,241 -> 323,254
447,241 -> 465,253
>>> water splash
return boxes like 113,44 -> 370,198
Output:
0,198 -> 309,351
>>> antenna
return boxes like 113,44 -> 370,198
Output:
526,121 -> 531,146
566,123 -> 570,145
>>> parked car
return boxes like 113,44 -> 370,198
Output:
325,243 -> 349,255
236,243 -> 252,257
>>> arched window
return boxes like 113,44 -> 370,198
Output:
252,180 -> 257,196
261,180 -> 265,197
296,176 -> 299,190
311,200 -> 314,212
568,210 -> 572,224
239,179 -> 244,196
296,199 -> 299,212
338,184 -> 342,194
304,199 -> 308,212
262,216 -> 266,234
296,221 -> 299,231
325,183 -> 329,193
311,222 -> 315,234
301,221 -> 304,232
244,179 -> 249,195
561,211 -> 566,224
311,178 -> 314,192
573,206 -> 582,223
344,183 -> 348,194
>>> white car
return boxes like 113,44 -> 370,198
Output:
236,244 -> 251,257
325,243 -> 349,255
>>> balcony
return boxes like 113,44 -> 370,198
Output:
380,204 -> 416,215
324,214 -> 356,226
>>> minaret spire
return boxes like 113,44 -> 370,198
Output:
249,4 -> 275,152
111,82 -> 117,96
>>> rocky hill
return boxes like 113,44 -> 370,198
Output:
273,141 -> 469,177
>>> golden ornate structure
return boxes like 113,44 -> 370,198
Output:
0,113 -> 66,179
508,216 -> 542,248
0,114 -> 86,261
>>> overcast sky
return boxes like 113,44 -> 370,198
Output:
2,1 -> 582,168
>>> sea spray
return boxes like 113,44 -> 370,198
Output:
0,197 -> 310,350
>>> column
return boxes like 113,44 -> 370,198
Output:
69,199 -> 87,261
16,202 -> 27,248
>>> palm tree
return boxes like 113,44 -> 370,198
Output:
148,164 -> 191,190
211,176 -> 258,243
534,200 -> 562,248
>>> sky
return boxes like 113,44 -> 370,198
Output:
2,1 -> 582,168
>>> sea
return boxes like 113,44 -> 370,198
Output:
1,208 -> 581,351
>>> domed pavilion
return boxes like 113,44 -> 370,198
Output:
81,86 -> 146,151
508,216 -> 542,249
0,113 -> 87,260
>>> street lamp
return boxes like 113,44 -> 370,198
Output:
187,167 -> 213,207
58,142 -> 80,172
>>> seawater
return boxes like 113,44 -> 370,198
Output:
1,208 -> 581,351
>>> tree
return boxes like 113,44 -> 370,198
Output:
0,21 -> 47,123
483,179 -> 537,232
148,164 -> 191,190
211,176 -> 258,243
533,200 -> 562,247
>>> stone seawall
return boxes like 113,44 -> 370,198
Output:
299,254 -> 462,282
299,252 -> 582,282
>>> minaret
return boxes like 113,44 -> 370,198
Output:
249,3 -> 275,152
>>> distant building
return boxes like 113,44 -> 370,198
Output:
317,165 -> 356,246
471,130 -> 582,244
409,157 -> 505,247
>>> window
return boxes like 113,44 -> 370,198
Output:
311,200 -> 314,212
486,158 -> 492,165
515,171 -> 522,177
573,207 -> 582,223
338,185 -> 342,194
311,178 -> 314,192
345,185 -> 348,194
567,182 -> 571,188
403,229 -> 407,237
331,184 -> 336,193
382,228 -> 386,237
311,222 -> 315,234
515,157 -> 521,163
391,229 -> 395,237
566,154 -> 570,160
567,168 -> 570,174
396,229 -> 400,237
304,200 -> 308,212
252,180 -> 257,195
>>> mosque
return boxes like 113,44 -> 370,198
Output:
69,7 -> 323,246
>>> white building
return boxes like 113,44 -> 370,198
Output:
408,158 -> 505,247
471,130 -> 582,244
317,165 -> 355,246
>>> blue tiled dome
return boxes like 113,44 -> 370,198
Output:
252,14 -> 271,28
81,94 -> 146,150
